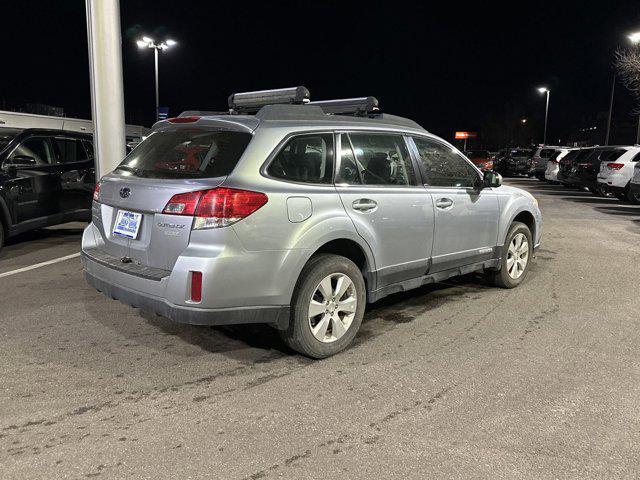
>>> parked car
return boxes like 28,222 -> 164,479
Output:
596,145 -> 640,203
532,146 -> 562,180
544,148 -> 573,182
496,148 -> 535,177
464,150 -> 494,171
0,128 -> 95,252
557,147 -> 593,187
564,147 -> 628,195
630,162 -> 640,201
82,87 -> 542,358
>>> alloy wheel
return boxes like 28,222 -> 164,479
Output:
506,233 -> 529,279
308,273 -> 358,343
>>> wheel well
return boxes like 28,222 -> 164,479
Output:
313,239 -> 368,273
513,211 -> 535,239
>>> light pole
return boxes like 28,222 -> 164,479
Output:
136,37 -> 177,121
605,31 -> 640,145
537,87 -> 550,145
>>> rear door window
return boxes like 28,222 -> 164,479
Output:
55,137 -> 89,163
116,128 -> 252,179
267,133 -> 334,184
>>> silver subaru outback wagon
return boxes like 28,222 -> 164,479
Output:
82,87 -> 542,358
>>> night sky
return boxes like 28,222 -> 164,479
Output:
3,1 -> 640,146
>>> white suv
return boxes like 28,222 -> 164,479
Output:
544,148 -> 572,182
596,145 -> 640,203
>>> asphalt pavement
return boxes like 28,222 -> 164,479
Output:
1,178 -> 639,479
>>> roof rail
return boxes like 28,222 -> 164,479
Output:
228,86 -> 310,114
308,96 -> 380,116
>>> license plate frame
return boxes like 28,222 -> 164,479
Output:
113,210 -> 143,240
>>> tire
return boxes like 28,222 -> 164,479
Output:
280,254 -> 366,359
626,184 -> 640,205
486,221 -> 533,289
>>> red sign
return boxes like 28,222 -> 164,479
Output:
455,131 -> 478,139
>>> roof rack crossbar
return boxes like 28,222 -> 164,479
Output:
308,96 -> 380,116
228,86 -> 310,113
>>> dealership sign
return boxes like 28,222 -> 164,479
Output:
455,131 -> 478,139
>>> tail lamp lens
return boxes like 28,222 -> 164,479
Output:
162,187 -> 268,229
607,163 -> 624,170
93,182 -> 101,201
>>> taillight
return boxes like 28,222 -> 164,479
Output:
607,163 -> 624,170
167,116 -> 200,123
93,182 -> 101,202
163,191 -> 201,215
162,188 -> 268,229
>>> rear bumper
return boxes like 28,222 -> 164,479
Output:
84,266 -> 290,328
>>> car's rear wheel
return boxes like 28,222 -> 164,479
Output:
486,221 -> 533,289
281,254 -> 366,359
626,183 -> 640,205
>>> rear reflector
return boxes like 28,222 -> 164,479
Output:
190,271 -> 202,302
93,182 -> 101,201
162,187 -> 268,229
607,163 -> 624,170
167,116 -> 201,123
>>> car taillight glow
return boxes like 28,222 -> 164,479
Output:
190,271 -> 202,302
167,116 -> 201,123
163,191 -> 202,215
93,182 -> 101,201
607,163 -> 624,170
162,187 -> 268,229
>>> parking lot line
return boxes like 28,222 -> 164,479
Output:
0,252 -> 81,279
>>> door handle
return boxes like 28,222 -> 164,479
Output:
435,198 -> 454,209
352,198 -> 378,212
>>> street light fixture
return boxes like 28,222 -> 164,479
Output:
537,87 -> 550,145
136,36 -> 177,121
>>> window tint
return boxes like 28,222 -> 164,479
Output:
9,137 -> 55,165
55,138 -> 89,163
82,140 -> 94,160
339,133 -> 416,186
412,136 -> 479,188
631,151 -> 640,162
116,128 -> 251,179
597,149 -> 625,162
268,133 -> 334,184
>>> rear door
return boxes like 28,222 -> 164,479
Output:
409,136 -> 499,271
53,135 -> 95,217
335,132 -> 434,287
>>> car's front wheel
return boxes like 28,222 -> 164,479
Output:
486,221 -> 533,288
281,254 -> 366,359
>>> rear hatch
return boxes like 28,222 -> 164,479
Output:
92,125 -> 252,271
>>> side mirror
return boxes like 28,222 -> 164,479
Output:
7,155 -> 36,166
483,169 -> 502,188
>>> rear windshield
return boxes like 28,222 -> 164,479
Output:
562,150 -> 581,161
115,128 -> 252,179
540,148 -> 556,158
511,149 -> 531,158
595,148 -> 625,162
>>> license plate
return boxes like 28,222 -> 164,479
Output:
113,210 -> 142,239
